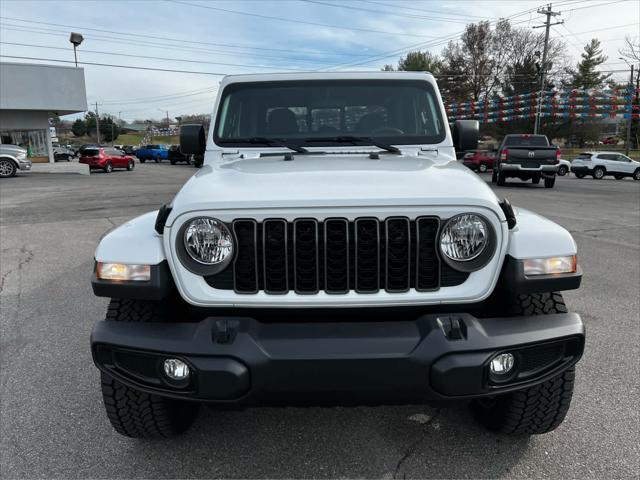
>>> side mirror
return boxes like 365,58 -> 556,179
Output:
180,124 -> 205,155
452,120 -> 479,152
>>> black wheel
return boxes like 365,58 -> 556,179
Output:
0,158 -> 17,178
127,160 -> 135,171
478,163 -> 488,173
170,159 -> 177,165
557,165 -> 568,176
593,166 -> 605,179
155,155 -> 161,163
532,175 -> 541,185
140,158 -> 146,163
471,293 -> 576,435
103,162 -> 113,173
497,171 -> 506,186
634,169 -> 640,181
99,298 -> 199,438
575,173 -> 585,179
544,175 -> 556,188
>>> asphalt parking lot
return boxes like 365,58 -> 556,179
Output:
1,162 -> 638,479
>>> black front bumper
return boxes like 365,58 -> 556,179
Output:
91,311 -> 584,406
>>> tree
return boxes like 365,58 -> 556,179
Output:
619,35 -> 640,64
71,118 -> 86,137
98,116 -> 120,142
394,51 -> 441,73
567,39 -> 611,90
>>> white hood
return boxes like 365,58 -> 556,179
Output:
168,152 -> 502,217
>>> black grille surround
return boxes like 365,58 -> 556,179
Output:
205,217 -> 471,294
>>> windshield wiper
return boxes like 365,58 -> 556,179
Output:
245,137 -> 309,154
305,136 -> 400,154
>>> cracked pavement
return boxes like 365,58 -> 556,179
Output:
1,163 -> 638,478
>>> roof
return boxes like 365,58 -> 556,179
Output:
220,71 -> 436,86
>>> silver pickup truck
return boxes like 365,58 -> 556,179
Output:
0,144 -> 32,178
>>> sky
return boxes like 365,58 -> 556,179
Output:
0,0 -> 638,122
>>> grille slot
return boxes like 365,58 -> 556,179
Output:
263,219 -> 288,293
324,218 -> 349,293
385,218 -> 411,292
206,216 -> 470,293
293,219 -> 319,294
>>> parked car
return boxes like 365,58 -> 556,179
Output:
168,145 -> 192,165
0,144 -> 32,178
77,144 -> 99,157
79,147 -> 135,173
135,144 -> 169,163
492,134 -> 560,188
90,72 -> 585,439
121,145 -> 136,155
462,149 -> 496,172
53,146 -> 75,162
571,152 -> 640,180
601,137 -> 618,145
557,158 -> 571,176
113,144 -> 124,151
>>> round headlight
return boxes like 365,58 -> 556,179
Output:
440,214 -> 488,262
183,217 -> 233,265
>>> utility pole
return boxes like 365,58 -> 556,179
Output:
95,102 -> 101,145
533,4 -> 563,134
625,64 -> 634,156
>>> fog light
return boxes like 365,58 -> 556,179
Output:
163,358 -> 190,380
490,353 -> 515,375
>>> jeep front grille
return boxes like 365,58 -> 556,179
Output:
205,217 -> 469,294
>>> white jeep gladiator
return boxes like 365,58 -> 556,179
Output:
90,72 -> 584,439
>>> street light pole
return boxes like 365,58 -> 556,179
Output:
625,64 -> 634,156
69,32 -> 84,68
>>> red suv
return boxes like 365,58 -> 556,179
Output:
462,150 -> 496,173
79,147 -> 135,173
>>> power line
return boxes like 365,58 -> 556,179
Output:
0,55 -> 228,75
0,23 -> 348,66
0,41 -> 308,71
0,16 -> 366,57
300,0 -> 471,24
356,0 -> 493,19
99,87 -> 218,105
168,0 -> 438,38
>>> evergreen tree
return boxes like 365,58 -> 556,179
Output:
568,39 -> 611,89
71,118 -> 86,137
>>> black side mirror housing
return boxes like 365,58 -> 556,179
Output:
180,124 -> 206,155
452,120 -> 479,153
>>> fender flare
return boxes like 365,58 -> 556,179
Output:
507,207 -> 577,259
95,211 -> 166,265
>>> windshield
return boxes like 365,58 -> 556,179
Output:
214,80 -> 445,147
503,135 -> 549,147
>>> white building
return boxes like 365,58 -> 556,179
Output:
0,62 -> 87,163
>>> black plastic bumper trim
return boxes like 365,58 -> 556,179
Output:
498,255 -> 582,294
91,260 -> 172,301
91,311 -> 584,405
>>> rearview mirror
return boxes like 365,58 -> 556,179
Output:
180,124 -> 206,155
452,120 -> 479,152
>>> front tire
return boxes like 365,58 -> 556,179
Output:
104,162 -> 113,173
140,158 -> 146,164
0,158 -> 17,178
155,155 -> 161,163
478,163 -> 488,173
127,160 -> 135,171
99,298 -> 199,438
471,292 -> 575,435
532,175 -> 541,185
557,165 -> 568,176
633,169 -> 640,181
